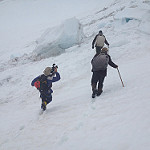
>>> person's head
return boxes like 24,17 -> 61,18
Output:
43,67 -> 52,76
99,30 -> 103,36
101,47 -> 108,54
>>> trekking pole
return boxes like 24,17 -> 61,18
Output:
117,68 -> 125,87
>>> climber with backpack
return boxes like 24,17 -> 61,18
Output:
92,30 -> 109,54
31,64 -> 60,111
91,47 -> 118,98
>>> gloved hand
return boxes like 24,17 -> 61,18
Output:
92,45 -> 94,49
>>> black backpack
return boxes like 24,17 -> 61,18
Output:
37,74 -> 52,93
91,53 -> 109,71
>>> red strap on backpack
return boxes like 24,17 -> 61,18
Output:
34,81 -> 40,89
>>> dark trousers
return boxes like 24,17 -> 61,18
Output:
96,46 -> 103,54
91,71 -> 105,91
40,93 -> 52,104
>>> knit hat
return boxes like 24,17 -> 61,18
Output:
43,67 -> 52,76
99,30 -> 103,34
101,47 -> 108,53
99,30 -> 103,35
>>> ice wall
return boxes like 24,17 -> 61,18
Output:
32,17 -> 85,59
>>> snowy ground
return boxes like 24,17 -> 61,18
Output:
0,0 -> 150,150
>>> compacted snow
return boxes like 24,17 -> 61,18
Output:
0,0 -> 150,150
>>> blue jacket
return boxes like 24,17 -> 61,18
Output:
31,72 -> 60,95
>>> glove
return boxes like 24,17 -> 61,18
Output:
92,45 -> 94,49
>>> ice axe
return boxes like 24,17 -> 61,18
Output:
117,67 -> 125,87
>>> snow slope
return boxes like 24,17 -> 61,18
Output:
0,0 -> 150,150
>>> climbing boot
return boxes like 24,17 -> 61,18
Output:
41,101 -> 47,111
97,88 -> 103,96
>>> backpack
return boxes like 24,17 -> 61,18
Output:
34,74 -> 52,93
96,35 -> 105,47
91,53 -> 109,71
